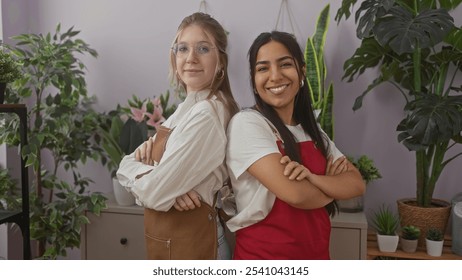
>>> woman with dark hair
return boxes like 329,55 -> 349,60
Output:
225,31 -> 365,259
117,12 -> 239,260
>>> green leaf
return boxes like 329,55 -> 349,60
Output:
355,0 -> 394,39
335,0 -> 358,23
397,94 -> 462,150
342,37 -> 387,82
373,7 -> 454,54
445,27 -> 462,51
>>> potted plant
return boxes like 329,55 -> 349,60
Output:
0,47 -> 22,104
371,205 -> 400,252
339,155 -> 382,212
0,24 -> 107,259
425,228 -> 444,257
400,225 -> 421,253
335,0 -> 462,239
98,92 -> 177,205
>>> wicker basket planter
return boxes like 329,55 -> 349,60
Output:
397,198 -> 451,248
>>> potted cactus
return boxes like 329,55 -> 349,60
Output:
400,225 -> 421,253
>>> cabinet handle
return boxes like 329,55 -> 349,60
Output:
120,238 -> 128,245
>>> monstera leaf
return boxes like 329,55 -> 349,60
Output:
373,7 -> 454,54
397,94 -> 462,151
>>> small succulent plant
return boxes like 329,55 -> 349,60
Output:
426,228 -> 444,241
401,225 -> 421,240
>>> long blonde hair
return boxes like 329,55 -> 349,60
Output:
169,12 -> 239,121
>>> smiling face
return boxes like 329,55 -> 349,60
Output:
253,40 -> 302,124
174,24 -> 220,93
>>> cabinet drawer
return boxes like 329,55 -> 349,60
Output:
330,227 -> 361,259
82,211 -> 145,260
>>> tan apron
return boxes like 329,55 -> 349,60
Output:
143,126 -> 218,259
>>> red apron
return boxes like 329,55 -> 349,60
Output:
233,140 -> 330,260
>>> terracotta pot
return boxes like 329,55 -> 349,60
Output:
397,198 -> 451,248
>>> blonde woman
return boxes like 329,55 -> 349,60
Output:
117,12 -> 239,260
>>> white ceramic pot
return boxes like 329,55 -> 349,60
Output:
426,238 -> 444,257
112,177 -> 135,206
377,233 -> 399,252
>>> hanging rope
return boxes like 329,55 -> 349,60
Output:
274,0 -> 302,41
198,0 -> 208,13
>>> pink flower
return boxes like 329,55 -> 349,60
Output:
130,106 -> 146,123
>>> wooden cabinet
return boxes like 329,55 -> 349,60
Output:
81,203 -> 367,260
81,201 -> 145,260
330,212 -> 368,260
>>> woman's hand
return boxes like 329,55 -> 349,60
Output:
326,156 -> 349,176
280,156 -> 313,181
280,155 -> 349,181
173,190 -> 202,211
135,137 -> 154,165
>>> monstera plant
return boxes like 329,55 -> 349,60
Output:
335,0 -> 462,242
336,0 -> 462,207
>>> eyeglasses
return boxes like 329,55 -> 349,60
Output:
172,42 -> 217,57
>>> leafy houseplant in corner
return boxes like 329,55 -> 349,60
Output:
0,24 -> 107,259
400,225 -> 421,253
0,47 -> 22,104
335,0 -> 462,242
371,205 -> 399,252
425,228 -> 444,257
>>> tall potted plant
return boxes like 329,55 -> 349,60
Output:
335,0 -> 462,240
0,24 -> 107,259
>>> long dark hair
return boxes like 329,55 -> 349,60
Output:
248,31 -> 337,216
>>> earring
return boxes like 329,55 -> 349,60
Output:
300,79 -> 305,88
216,69 -> 225,80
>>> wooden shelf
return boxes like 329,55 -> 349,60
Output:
367,230 -> 462,260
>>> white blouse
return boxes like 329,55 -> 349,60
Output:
116,90 -> 229,211
225,109 -> 343,232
